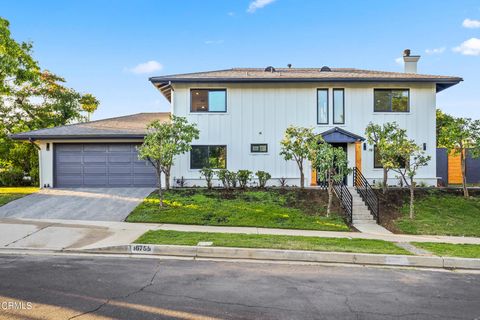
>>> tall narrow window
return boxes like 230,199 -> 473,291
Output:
317,89 -> 328,124
191,89 -> 227,112
333,89 -> 345,124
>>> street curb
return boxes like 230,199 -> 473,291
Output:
77,244 -> 480,270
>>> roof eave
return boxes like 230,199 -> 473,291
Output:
10,134 -> 146,141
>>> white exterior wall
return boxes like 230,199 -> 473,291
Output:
170,82 -> 437,187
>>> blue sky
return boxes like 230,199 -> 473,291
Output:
2,0 -> 480,120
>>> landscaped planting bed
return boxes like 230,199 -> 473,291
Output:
127,188 -> 350,231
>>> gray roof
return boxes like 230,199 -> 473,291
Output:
11,113 -> 170,140
150,67 -> 463,100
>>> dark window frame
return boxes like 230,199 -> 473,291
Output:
316,88 -> 329,125
373,88 -> 410,113
250,143 -> 268,153
333,88 -> 345,124
190,89 -> 227,113
190,145 -> 227,169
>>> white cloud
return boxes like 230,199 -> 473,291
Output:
227,11 -> 235,16
462,18 -> 480,28
395,57 -> 403,65
453,38 -> 480,56
425,47 -> 446,55
125,60 -> 163,74
247,0 -> 276,13
204,40 -> 224,45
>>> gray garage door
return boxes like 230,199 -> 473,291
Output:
54,143 -> 157,188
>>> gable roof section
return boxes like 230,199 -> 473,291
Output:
150,67 -> 463,101
320,127 -> 365,143
11,112 -> 170,140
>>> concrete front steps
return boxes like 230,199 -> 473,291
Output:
347,187 -> 392,234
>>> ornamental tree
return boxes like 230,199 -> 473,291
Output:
365,122 -> 405,194
79,94 -> 100,121
310,139 -> 350,217
138,116 -> 199,206
438,115 -> 480,198
380,134 -> 430,219
280,126 -> 317,188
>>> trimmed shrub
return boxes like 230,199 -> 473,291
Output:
200,167 -> 214,189
256,171 -> 271,188
237,170 -> 253,188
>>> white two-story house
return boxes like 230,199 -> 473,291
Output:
13,51 -> 462,188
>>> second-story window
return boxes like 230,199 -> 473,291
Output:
374,89 -> 409,112
191,89 -> 227,112
333,89 -> 345,124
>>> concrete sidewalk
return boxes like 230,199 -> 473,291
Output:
0,218 -> 479,252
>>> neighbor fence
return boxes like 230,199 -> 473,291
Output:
436,148 -> 480,186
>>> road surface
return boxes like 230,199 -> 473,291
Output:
0,254 -> 479,319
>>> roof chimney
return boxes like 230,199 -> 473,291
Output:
403,49 -> 420,74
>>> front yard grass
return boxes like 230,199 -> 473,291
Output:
413,242 -> 480,259
127,188 -> 350,231
393,193 -> 480,237
0,187 -> 38,207
135,230 -> 410,255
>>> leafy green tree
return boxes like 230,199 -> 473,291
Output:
365,122 -> 405,194
1,17 -> 98,185
80,93 -> 100,121
200,167 -> 214,189
310,139 -> 351,217
438,116 -> 480,197
280,126 -> 316,188
436,109 -> 454,146
137,116 -> 199,206
381,134 -> 430,219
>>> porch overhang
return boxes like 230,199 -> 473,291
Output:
320,127 -> 365,143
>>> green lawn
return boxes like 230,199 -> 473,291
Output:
127,189 -> 349,231
413,242 -> 480,259
0,187 -> 38,207
135,230 -> 410,255
394,193 -> 480,237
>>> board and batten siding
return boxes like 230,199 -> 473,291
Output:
170,82 -> 437,187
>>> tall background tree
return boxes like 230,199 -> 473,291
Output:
0,17 -> 98,186
137,116 -> 199,206
280,126 -> 316,188
437,115 -> 480,197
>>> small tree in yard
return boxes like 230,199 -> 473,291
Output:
380,135 -> 430,219
310,139 -> 350,217
280,126 -> 316,188
365,122 -> 405,194
138,116 -> 199,207
438,116 -> 480,198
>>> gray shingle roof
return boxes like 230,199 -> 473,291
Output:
150,67 -> 462,100
11,112 -> 170,140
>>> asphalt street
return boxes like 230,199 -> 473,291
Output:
0,254 -> 479,320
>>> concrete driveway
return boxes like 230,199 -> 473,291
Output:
0,188 -> 154,221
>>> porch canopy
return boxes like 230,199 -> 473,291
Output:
320,127 -> 365,143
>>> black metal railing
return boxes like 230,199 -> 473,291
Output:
332,181 -> 353,224
353,167 -> 379,223
318,180 -> 353,224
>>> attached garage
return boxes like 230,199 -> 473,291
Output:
11,113 -> 170,189
54,143 -> 157,188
